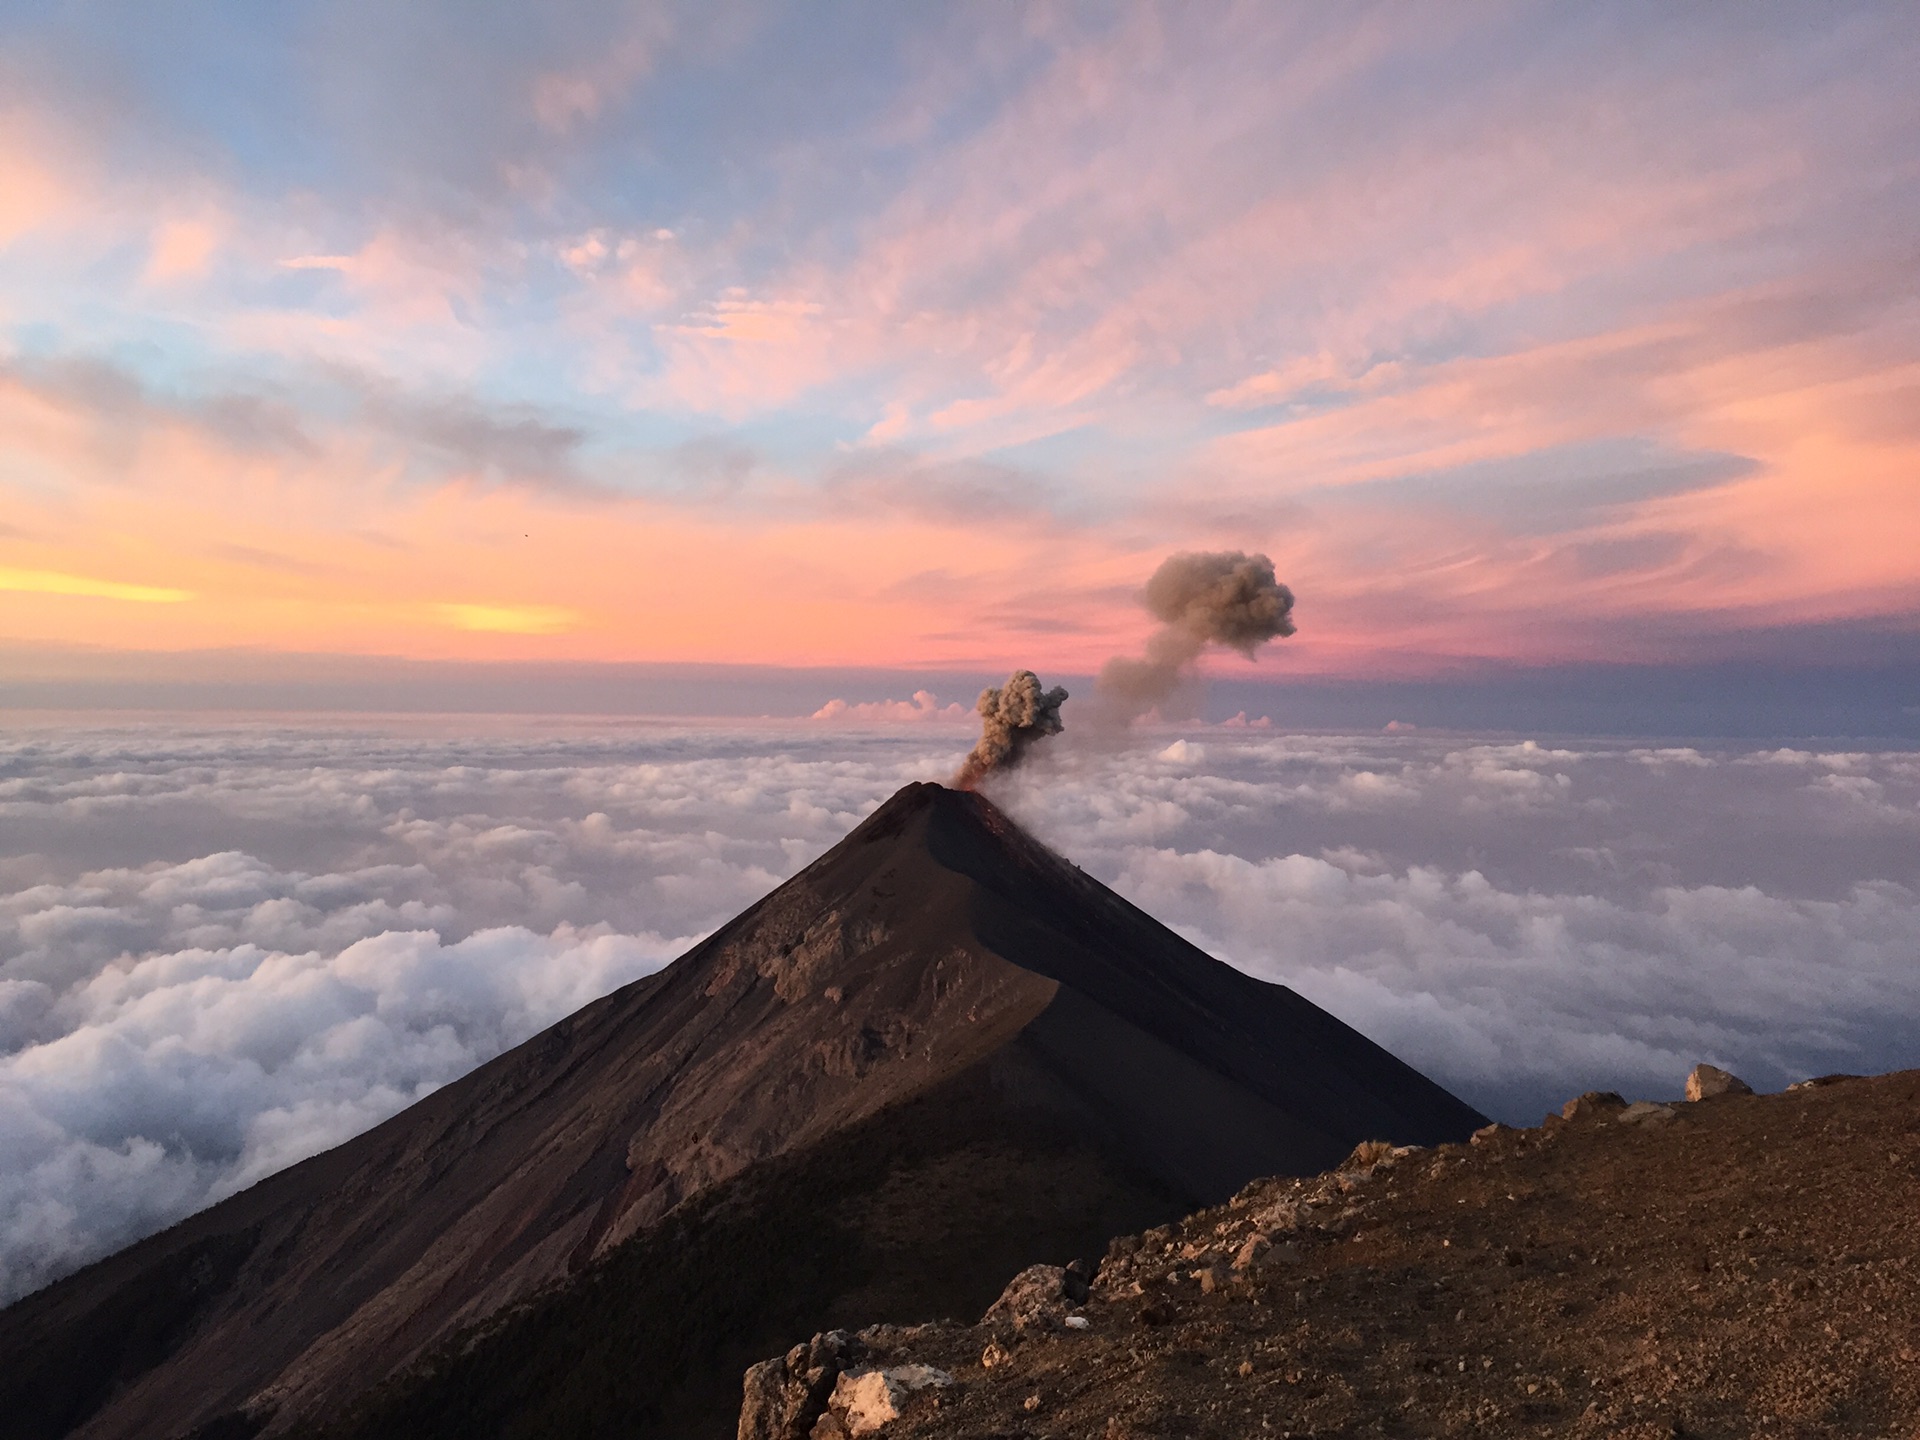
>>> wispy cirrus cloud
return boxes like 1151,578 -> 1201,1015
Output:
0,5 -> 1914,674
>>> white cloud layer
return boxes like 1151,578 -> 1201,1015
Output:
3,716 -> 1918,1303
810,690 -> 970,722
1001,733 -> 1920,1124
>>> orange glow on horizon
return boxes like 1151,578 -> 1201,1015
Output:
0,566 -> 193,604
1,32 -> 1915,681
1,325 -> 1913,678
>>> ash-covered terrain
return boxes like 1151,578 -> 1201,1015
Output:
754,1067 -> 1920,1439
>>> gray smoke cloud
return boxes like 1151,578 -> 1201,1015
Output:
951,553 -> 1291,783
1096,550 -> 1296,720
952,669 -> 1069,788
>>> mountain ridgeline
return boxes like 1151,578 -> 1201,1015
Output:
0,782 -> 1486,1440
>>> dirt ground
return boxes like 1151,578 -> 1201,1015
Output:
834,1070 -> 1920,1439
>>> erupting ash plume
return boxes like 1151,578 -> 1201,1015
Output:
1098,551 -> 1295,719
952,552 -> 1291,785
953,669 -> 1069,788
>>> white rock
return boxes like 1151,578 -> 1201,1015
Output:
832,1365 -> 954,1435
891,1363 -> 953,1392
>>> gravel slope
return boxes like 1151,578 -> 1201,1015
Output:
779,1069 -> 1920,1439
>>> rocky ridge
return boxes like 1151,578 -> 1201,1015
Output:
743,1066 -> 1920,1439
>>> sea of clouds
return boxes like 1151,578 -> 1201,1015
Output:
3,711 -> 1918,1302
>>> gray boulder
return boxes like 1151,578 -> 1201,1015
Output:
1617,1101 -> 1677,1125
1686,1063 -> 1753,1101
982,1263 -> 1073,1334
1560,1091 -> 1626,1121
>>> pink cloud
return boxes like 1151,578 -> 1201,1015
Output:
0,153 -> 69,248
588,8 -> 1807,460
0,106 -> 96,249
145,215 -> 225,283
1,10 -> 1913,680
811,690 -> 969,722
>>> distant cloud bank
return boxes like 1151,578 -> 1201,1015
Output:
2,717 -> 1917,1302
811,689 -> 968,722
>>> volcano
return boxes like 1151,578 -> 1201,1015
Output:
1,783 -> 1485,1440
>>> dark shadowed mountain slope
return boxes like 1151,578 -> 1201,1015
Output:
0,782 -> 1484,1440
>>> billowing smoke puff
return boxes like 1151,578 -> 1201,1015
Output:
1098,551 -> 1295,718
952,669 -> 1069,788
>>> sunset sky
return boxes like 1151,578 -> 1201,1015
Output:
2,4 -> 1916,699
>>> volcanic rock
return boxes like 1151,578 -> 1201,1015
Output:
1560,1090 -> 1627,1120
829,1363 -> 952,1436
739,1331 -> 866,1440
1230,1233 -> 1271,1271
1686,1061 -> 1754,1100
982,1265 -> 1075,1334
0,782 -> 1482,1440
1062,1258 -> 1092,1304
1617,1100 -> 1678,1125
777,1069 -> 1920,1439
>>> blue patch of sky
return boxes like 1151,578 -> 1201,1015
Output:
0,2 -> 315,184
